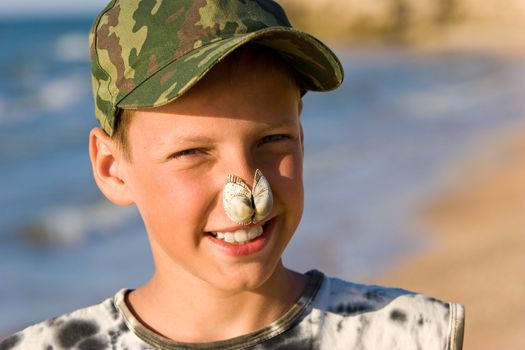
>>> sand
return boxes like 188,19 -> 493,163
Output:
372,127 -> 525,349
281,0 -> 525,56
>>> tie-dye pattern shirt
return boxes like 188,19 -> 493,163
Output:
0,270 -> 464,350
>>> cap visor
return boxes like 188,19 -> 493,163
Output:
118,26 -> 344,109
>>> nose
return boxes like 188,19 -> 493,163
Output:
222,147 -> 259,188
218,148 -> 273,225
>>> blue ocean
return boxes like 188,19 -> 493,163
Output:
1,17 -> 524,334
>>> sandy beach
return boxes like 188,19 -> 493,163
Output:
372,126 -> 525,349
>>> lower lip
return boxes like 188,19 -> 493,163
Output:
206,219 -> 274,257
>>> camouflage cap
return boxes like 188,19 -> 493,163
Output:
89,0 -> 344,135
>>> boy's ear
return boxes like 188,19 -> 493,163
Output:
300,123 -> 305,155
89,128 -> 133,206
298,99 -> 304,155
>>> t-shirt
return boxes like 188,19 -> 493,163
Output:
0,270 -> 464,349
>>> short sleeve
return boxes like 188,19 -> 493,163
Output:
447,303 -> 465,350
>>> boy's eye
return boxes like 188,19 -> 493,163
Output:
169,148 -> 205,159
259,134 -> 291,145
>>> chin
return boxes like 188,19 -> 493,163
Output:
205,259 -> 285,293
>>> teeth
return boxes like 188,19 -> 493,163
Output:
248,226 -> 263,239
224,232 -> 235,243
234,230 -> 248,242
212,225 -> 264,244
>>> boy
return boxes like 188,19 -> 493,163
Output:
1,0 -> 464,349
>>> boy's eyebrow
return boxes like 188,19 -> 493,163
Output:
261,118 -> 299,130
158,136 -> 216,146
260,122 -> 299,135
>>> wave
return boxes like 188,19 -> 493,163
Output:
22,202 -> 139,247
54,32 -> 90,63
0,73 -> 91,126
36,73 -> 90,112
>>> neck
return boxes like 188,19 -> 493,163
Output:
128,264 -> 307,343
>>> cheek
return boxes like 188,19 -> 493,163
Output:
129,166 -> 215,232
272,151 -> 304,203
276,149 -> 303,181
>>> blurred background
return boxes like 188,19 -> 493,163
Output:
1,1 -> 524,348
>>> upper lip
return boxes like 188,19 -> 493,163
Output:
206,216 -> 274,233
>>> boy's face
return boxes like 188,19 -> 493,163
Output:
115,58 -> 304,292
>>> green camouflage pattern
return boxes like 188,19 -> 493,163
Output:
90,0 -> 344,135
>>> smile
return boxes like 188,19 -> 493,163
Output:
210,225 -> 264,244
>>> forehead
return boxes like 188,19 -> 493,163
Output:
126,47 -> 301,144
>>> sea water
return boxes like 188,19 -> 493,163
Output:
1,17 -> 524,334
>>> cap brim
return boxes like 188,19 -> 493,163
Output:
117,26 -> 344,109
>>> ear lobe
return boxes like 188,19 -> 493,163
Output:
89,128 -> 133,206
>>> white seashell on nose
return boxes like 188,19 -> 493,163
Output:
227,196 -> 255,225
222,169 -> 273,225
223,174 -> 253,225
252,169 -> 273,223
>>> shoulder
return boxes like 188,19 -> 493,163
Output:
0,290 -> 142,350
308,271 -> 465,350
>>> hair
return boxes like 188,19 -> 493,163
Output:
111,108 -> 133,161
110,43 -> 303,162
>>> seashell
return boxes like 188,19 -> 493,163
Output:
223,174 -> 254,225
252,169 -> 273,223
222,169 -> 273,225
